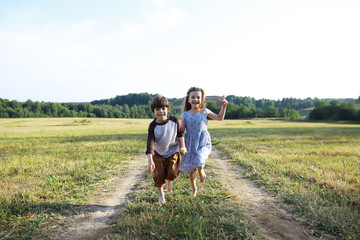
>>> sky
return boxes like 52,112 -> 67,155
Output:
1,0 -> 359,102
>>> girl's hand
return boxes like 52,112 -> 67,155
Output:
218,95 -> 228,107
180,146 -> 188,156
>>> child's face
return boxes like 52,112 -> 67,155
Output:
154,107 -> 168,122
188,91 -> 202,109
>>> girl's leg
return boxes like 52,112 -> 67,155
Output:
189,169 -> 197,197
166,180 -> 173,192
198,166 -> 206,183
157,186 -> 166,204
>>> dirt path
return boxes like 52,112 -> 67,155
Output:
48,156 -> 147,240
208,149 -> 314,240
49,150 -> 317,240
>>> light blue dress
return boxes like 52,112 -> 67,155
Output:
180,108 -> 212,174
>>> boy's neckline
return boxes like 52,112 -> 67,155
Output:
155,116 -> 169,124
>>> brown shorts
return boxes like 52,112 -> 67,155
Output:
152,151 -> 180,187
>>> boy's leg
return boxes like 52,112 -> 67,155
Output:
163,153 -> 179,193
157,186 -> 166,204
152,152 -> 166,188
166,179 -> 173,192
189,169 -> 197,197
164,152 -> 180,181
198,166 -> 206,183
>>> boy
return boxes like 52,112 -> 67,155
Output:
146,95 -> 187,204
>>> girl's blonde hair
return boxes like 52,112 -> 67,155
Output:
184,87 -> 206,111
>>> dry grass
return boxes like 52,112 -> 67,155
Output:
1,118 -> 359,239
209,119 -> 360,239
0,118 -> 148,239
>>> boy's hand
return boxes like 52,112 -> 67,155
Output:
148,160 -> 155,172
180,147 -> 187,156
147,155 -> 155,172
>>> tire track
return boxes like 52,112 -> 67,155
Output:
48,156 -> 147,240
208,149 -> 314,240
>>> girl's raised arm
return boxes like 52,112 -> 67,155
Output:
206,95 -> 228,121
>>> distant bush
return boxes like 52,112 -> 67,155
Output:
309,100 -> 360,121
284,109 -> 302,121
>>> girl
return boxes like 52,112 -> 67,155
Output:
179,87 -> 228,197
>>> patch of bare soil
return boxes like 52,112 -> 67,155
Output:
208,149 -> 315,240
46,149 -> 322,240
47,156 -> 147,240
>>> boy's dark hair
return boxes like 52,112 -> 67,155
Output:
151,95 -> 170,112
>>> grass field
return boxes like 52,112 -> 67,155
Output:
209,119 -> 360,239
111,166 -> 264,239
0,118 -> 148,239
1,118 -> 359,239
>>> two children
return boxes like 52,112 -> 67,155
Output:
146,88 -> 228,203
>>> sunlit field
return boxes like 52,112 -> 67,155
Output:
1,118 -> 359,239
209,119 -> 360,239
0,118 -> 148,238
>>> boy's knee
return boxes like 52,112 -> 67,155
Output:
166,170 -> 179,181
153,171 -> 166,187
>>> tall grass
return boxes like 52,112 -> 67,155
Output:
209,119 -> 360,239
0,118 -> 148,239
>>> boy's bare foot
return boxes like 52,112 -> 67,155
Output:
199,169 -> 206,183
158,195 -> 166,204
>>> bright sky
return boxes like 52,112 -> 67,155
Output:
1,0 -> 359,102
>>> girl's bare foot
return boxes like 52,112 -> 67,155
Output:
191,188 -> 197,197
199,169 -> 206,183
158,195 -> 166,204
189,170 -> 197,197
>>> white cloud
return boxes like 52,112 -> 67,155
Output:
120,6 -> 186,40
152,7 -> 186,31
154,0 -> 170,8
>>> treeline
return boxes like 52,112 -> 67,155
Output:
0,94 -> 182,119
0,99 -> 155,118
309,100 -> 360,121
206,101 -> 301,120
1,93 -> 359,121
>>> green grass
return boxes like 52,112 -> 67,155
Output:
209,119 -> 360,239
0,118 -> 148,239
1,118 -> 359,239
111,167 -> 264,239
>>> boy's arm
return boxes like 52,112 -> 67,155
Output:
146,121 -> 156,156
147,154 -> 155,172
146,121 -> 156,172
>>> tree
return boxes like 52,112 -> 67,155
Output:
225,103 -> 239,119
265,106 -> 279,118
285,109 -> 301,121
238,106 -> 250,118
206,101 -> 218,113
338,102 -> 356,120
